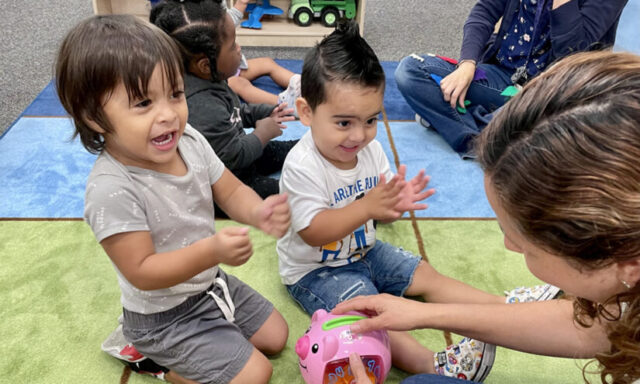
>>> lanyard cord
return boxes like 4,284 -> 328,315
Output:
511,0 -> 548,84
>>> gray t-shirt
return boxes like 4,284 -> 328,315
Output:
85,125 -> 225,314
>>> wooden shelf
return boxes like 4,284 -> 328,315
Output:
235,16 -> 340,47
92,0 -> 365,47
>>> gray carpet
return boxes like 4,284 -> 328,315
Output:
0,0 -> 475,134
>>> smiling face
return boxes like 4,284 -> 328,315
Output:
484,175 -> 627,303
298,81 -> 383,170
95,63 -> 188,174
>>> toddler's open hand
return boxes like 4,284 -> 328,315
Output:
255,116 -> 285,141
363,173 -> 407,221
394,165 -> 436,214
253,193 -> 291,238
271,103 -> 296,128
255,104 -> 295,143
211,226 -> 253,266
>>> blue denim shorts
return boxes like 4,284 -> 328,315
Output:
286,240 -> 421,314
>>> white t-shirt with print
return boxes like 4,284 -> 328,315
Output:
277,131 -> 393,285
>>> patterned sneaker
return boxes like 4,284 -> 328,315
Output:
277,74 -> 301,117
434,337 -> 495,382
504,284 -> 562,303
415,113 -> 431,129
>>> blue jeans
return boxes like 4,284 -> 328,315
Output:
286,240 -> 421,314
402,374 -> 479,384
395,55 -> 514,157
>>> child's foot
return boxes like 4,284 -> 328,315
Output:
504,284 -> 562,303
278,74 -> 301,118
434,337 -> 495,382
102,324 -> 168,380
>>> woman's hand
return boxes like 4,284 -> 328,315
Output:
440,61 -> 476,109
332,293 -> 427,334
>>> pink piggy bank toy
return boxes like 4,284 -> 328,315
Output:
295,309 -> 391,384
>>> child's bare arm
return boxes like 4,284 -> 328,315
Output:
100,226 -> 252,291
213,169 -> 291,238
298,174 -> 406,246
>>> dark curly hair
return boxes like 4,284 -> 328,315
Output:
150,0 -> 227,82
477,51 -> 640,384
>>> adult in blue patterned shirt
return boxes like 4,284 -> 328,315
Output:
395,0 -> 627,157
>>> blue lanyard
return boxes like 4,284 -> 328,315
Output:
511,0 -> 548,84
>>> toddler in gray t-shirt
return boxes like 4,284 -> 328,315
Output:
55,14 -> 290,383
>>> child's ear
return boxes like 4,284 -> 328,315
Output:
296,97 -> 313,126
189,56 -> 211,78
83,114 -> 106,134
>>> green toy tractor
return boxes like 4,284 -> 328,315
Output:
288,0 -> 357,27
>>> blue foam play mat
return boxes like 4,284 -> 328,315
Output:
2,59 -> 494,219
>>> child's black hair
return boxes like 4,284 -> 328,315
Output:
55,14 -> 183,154
301,20 -> 385,110
150,0 -> 227,82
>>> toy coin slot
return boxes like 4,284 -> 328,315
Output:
321,315 -> 366,331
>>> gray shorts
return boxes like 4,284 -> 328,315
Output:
122,269 -> 274,384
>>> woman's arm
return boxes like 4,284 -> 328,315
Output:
549,0 -> 628,58
460,0 -> 510,62
334,294 -> 611,358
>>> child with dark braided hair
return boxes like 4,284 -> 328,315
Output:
151,0 -> 298,205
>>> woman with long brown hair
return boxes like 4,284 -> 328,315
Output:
336,50 -> 640,384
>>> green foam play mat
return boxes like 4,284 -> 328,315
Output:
0,220 -> 594,383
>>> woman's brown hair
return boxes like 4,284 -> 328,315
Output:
477,51 -> 640,383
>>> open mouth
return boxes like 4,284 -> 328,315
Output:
151,131 -> 177,150
152,132 -> 174,145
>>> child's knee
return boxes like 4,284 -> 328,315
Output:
263,321 -> 288,355
252,309 -> 289,355
271,312 -> 289,353
231,349 -> 272,384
